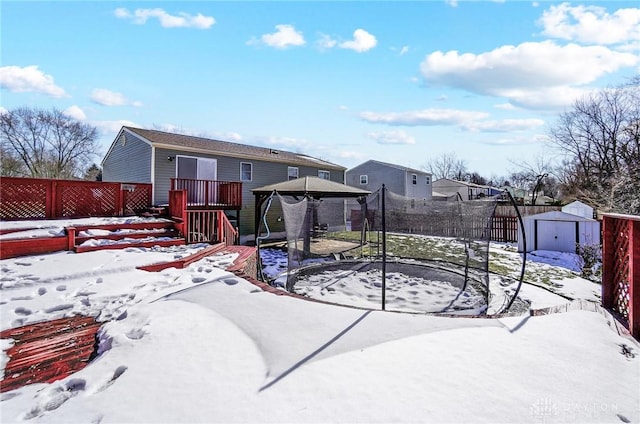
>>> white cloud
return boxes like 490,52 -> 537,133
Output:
445,0 -> 458,8
461,118 -> 545,133
94,120 -> 139,135
339,29 -> 377,53
420,41 -> 638,109
359,108 -> 489,126
399,46 -> 409,56
64,105 -> 86,121
479,133 -> 548,146
538,3 -> 640,45
0,107 -> 8,115
0,65 -> 67,98
366,130 -> 416,145
114,8 -> 215,29
250,25 -> 305,49
494,103 -> 517,110
91,88 -> 142,107
316,34 -> 337,50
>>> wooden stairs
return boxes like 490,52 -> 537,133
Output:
69,221 -> 185,253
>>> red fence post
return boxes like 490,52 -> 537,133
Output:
47,180 -> 56,218
602,216 -> 615,309
630,220 -> 640,339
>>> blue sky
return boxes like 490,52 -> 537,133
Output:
1,1 -> 639,178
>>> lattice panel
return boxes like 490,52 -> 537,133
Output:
0,180 -> 48,219
59,184 -> 118,217
612,219 -> 631,320
124,187 -> 152,213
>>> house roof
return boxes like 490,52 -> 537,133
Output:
433,178 -> 491,189
251,176 -> 371,198
346,160 -> 431,176
119,126 -> 346,170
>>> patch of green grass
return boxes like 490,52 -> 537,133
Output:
328,231 -> 579,292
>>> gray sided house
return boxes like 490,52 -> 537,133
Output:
345,160 -> 432,200
101,126 -> 346,238
432,178 -> 491,201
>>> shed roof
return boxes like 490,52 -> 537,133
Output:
251,176 -> 371,198
118,126 -> 345,170
523,210 -> 597,222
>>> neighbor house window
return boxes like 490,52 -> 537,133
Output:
412,174 -> 417,185
288,166 -> 299,180
360,175 -> 368,185
318,170 -> 330,180
240,162 -> 252,182
426,177 -> 430,185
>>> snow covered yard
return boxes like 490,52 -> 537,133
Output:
0,218 -> 639,423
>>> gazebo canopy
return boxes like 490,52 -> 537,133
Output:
251,176 -> 371,198
251,176 -> 371,244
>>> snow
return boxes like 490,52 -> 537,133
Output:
1,218 -> 639,423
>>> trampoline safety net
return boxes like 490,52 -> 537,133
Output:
268,188 -> 525,316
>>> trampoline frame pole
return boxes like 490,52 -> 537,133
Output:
381,184 -> 386,310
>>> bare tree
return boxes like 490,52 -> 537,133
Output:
423,152 -> 468,180
549,76 -> 640,214
0,107 -> 100,178
509,154 -> 558,204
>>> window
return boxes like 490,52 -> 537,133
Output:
412,174 -> 417,185
426,177 -> 430,185
360,175 -> 368,185
288,166 -> 299,180
318,170 -> 330,180
240,162 -> 252,182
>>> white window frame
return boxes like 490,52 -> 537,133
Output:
318,170 -> 330,180
360,175 -> 368,185
240,162 -> 253,182
426,176 -> 430,185
288,166 -> 299,180
412,174 -> 417,185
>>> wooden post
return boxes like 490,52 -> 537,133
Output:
66,227 -> 76,251
630,220 -> 640,339
601,216 -> 615,309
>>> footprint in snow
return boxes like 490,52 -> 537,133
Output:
38,287 -> 47,295
23,378 -> 86,419
56,285 -> 66,292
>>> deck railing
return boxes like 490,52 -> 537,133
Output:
602,213 -> 640,339
169,189 -> 238,245
0,177 -> 152,220
170,178 -> 242,209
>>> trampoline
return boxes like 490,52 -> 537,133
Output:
255,182 -> 527,316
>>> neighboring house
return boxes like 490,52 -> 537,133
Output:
503,186 -> 554,205
345,160 -> 432,200
101,126 -> 346,237
432,178 -> 491,201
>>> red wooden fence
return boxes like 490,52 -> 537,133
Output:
0,177 -> 152,220
602,213 -> 640,339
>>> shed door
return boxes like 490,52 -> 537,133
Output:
536,220 -> 576,253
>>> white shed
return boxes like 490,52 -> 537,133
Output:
518,211 -> 601,253
562,200 -> 594,219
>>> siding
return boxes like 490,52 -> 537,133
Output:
151,149 -> 345,236
346,161 -> 432,199
102,132 -> 152,184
